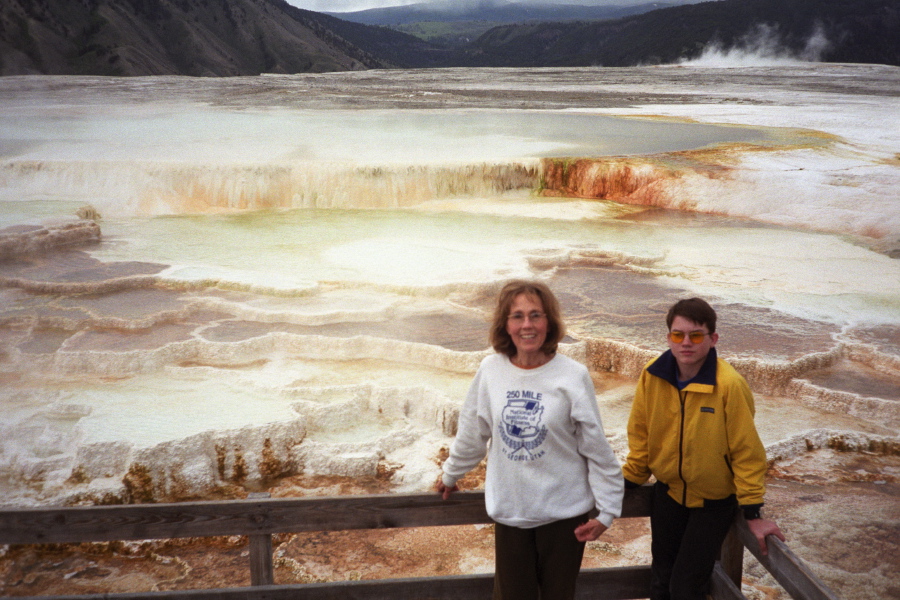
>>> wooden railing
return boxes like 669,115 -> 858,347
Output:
0,487 -> 839,600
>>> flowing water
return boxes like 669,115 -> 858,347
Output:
0,66 -> 898,598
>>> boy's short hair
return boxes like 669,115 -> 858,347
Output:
666,298 -> 717,333
490,279 -> 565,357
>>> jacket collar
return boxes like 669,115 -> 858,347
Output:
647,347 -> 718,390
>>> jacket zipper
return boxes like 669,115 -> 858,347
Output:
678,388 -> 688,505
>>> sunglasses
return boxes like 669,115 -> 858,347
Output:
668,331 -> 711,344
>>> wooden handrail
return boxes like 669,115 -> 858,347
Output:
0,486 -> 840,600
0,492 -> 494,545
710,562 -> 747,600
0,489 -> 652,545
733,516 -> 840,600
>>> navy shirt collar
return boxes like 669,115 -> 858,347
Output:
647,347 -> 718,389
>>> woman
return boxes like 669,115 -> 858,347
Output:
438,279 -> 623,600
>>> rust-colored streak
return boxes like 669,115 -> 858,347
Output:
540,156 -> 681,206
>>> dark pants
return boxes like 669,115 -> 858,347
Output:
650,482 -> 737,600
492,512 -> 589,600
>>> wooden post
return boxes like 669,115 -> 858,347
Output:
247,492 -> 274,586
718,517 -> 744,588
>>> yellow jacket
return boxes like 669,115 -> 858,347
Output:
623,349 -> 767,508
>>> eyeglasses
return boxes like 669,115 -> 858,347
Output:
668,330 -> 711,344
508,311 -> 546,323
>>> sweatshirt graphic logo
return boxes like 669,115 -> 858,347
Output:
499,390 -> 548,461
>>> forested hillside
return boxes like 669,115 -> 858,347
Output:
451,0 -> 899,67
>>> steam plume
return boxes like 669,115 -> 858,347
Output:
681,23 -> 831,67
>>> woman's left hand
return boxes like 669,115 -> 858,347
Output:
574,518 -> 607,542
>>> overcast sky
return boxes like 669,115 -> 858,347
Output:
285,0 -> 676,13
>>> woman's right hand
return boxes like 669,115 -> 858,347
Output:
436,481 -> 459,500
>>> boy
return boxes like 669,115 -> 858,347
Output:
623,298 -> 784,600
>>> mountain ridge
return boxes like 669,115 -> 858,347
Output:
0,0 -> 394,76
0,0 -> 896,76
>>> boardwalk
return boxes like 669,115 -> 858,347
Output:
0,487 -> 839,600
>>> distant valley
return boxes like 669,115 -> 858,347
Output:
324,0 -> 685,47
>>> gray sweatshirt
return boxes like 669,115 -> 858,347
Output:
442,352 -> 624,528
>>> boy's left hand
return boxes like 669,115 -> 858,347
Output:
747,518 -> 785,556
